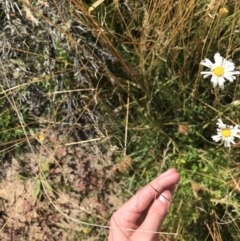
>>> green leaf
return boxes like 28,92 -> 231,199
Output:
34,179 -> 41,199
41,179 -> 54,198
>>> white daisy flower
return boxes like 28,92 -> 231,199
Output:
200,53 -> 240,89
212,119 -> 240,147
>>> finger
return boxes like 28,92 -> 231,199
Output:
157,168 -> 177,178
110,169 -> 180,226
128,169 -> 180,213
108,214 -> 134,241
132,189 -> 173,241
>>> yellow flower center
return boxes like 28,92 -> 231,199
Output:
213,66 -> 224,77
221,128 -> 231,138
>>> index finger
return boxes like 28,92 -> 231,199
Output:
122,168 -> 180,214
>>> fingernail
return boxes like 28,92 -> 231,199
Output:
159,191 -> 171,209
159,194 -> 168,203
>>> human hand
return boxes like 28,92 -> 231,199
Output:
108,168 -> 180,241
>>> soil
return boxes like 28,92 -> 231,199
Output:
0,132 -> 124,241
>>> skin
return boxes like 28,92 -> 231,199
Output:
108,168 -> 180,241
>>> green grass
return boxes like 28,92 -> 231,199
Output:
1,0 -> 240,240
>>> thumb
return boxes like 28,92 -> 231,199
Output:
132,190 -> 171,241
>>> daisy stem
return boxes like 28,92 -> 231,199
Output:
213,87 -> 220,108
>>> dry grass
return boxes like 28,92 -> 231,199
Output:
1,0 -> 240,240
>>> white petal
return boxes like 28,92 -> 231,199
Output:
200,59 -> 213,68
201,71 -> 213,75
230,140 -> 236,145
223,73 -> 234,82
217,76 -> 225,89
211,76 -> 218,87
224,139 -> 231,147
203,74 -> 212,78
217,119 -> 225,128
214,53 -> 221,61
214,53 -> 223,66
212,135 -> 221,142
224,61 -> 235,71
211,63 -> 221,70
229,71 -> 240,75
